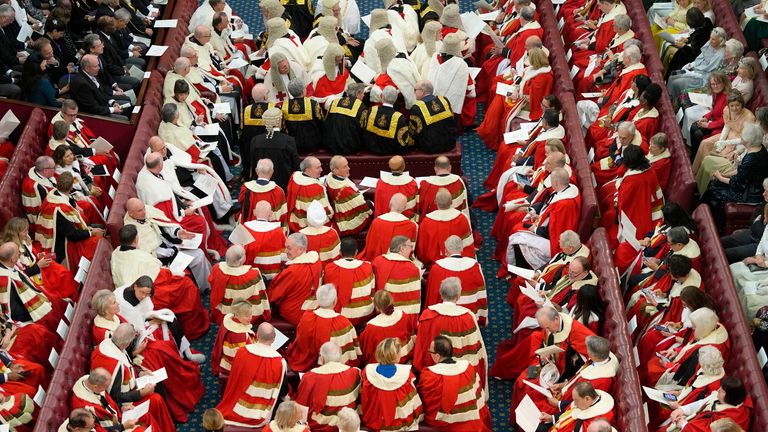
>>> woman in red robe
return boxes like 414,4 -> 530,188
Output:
358,291 -> 415,365
665,376 -> 752,432
567,0 -> 625,60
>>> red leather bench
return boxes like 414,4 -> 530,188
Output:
587,228 -> 648,432
692,204 -> 768,432
537,0 -> 576,94
33,239 -> 115,432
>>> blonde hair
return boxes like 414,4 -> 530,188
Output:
1,217 -> 29,245
374,338 -> 401,365
545,138 -> 566,154
528,47 -> 549,69
273,400 -> 299,429
202,408 -> 225,431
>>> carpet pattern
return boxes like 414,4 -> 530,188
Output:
177,1 -> 514,430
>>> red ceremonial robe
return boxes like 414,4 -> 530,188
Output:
267,251 -> 323,327
286,172 -> 334,232
0,264 -> 58,332
418,360 -> 492,431
295,362 -> 361,432
300,226 -> 341,266
34,190 -> 99,273
371,253 -> 422,320
374,172 -> 419,220
325,174 -> 373,236
361,364 -> 423,431
595,63 -> 648,108
238,180 -> 288,227
644,324 -> 730,387
70,375 -> 136,432
358,212 -> 418,262
358,309 -> 416,365
573,30 -> 635,93
241,220 -> 286,281
322,258 -> 375,326
585,90 -> 638,147
649,149 -> 672,191
417,174 -> 470,223
209,263 -> 270,325
602,168 -> 664,247
286,308 -> 361,372
48,114 -> 120,173
17,241 -> 78,302
511,184 -> 581,258
666,392 -> 752,432
212,313 -> 255,376
0,386 -> 34,431
416,209 -> 474,268
425,255 -> 488,326
649,371 -> 723,428
216,343 -> 287,428
550,390 -> 615,432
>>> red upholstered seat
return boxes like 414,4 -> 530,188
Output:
33,239 -> 115,432
308,143 -> 463,178
587,228 -> 648,432
692,204 -> 768,432
0,108 -> 48,228
724,202 -> 761,234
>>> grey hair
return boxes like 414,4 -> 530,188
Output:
87,368 -> 111,387
711,27 -> 727,43
160,103 -> 178,123
417,80 -> 434,95
180,45 -> 197,58
346,82 -> 367,95
389,193 -> 407,212
742,122 -> 763,148
112,323 -> 135,348
256,158 -> 274,175
90,289 -> 116,316
617,121 -> 637,134
513,0 -> 532,5
225,245 -> 245,266
83,34 -> 101,51
550,168 -> 570,187
288,232 -> 308,250
287,79 -> 305,98
536,306 -> 559,321
725,39 -> 744,59
559,230 -> 581,249
299,157 -> 318,172
256,322 -> 276,343
316,283 -> 338,308
382,86 -> 398,104
439,277 -> 462,302
319,342 -> 342,363
763,178 -> 768,190
34,155 -> 54,171
173,56 -> 191,73
520,6 -> 535,21
588,419 -> 613,432
585,336 -> 611,360
614,14 -> 632,31
114,8 -> 132,22
623,38 -> 643,50
698,346 -> 725,376
0,5 -> 14,16
337,407 -> 361,432
444,235 -> 463,255
623,45 -> 641,64
329,155 -> 345,171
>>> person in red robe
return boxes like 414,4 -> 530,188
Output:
567,0 -> 625,57
49,100 -> 121,170
584,74 -> 648,148
374,156 -> 419,220
261,401 -> 311,432
425,235 -> 488,326
216,323 -> 288,428
418,156 -> 470,223
417,188 -> 475,268
359,193 -> 418,262
238,158 -> 288,228
590,122 -> 646,188
286,157 -> 334,232
268,233 -> 323,327
89,325 -> 176,429
359,290 -> 416,365
648,133 -> 672,191
666,376 -> 752,432
90,289 -> 205,423
211,301 -> 256,377
539,382 -> 615,432
491,307 -> 596,381
240,201 -> 286,281
325,156 -> 373,236
571,15 -> 635,95
300,201 -> 341,266
312,44 -> 350,106
413,277 -> 488,389
482,7 -> 543,95
295,342 -> 361,432
361,338 -> 423,430
323,237 -> 375,327
286,284 -> 361,372
69,372 -> 142,432
577,45 -> 646,109
34,173 -> 103,273
209,245 -> 270,325
418,335 -> 492,431
371,236 -> 423,322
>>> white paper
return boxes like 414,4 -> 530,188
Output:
154,19 -> 178,28
495,82 -> 514,97
351,59 -> 376,83
515,394 -> 542,432
642,386 -> 678,405
676,108 -> 684,123
460,12 -> 487,38
90,137 -> 114,153
468,67 -> 481,80
759,347 -> 768,368
193,174 -> 219,195
136,368 -> 168,389
33,386 -> 45,407
688,92 -> 712,108
0,424 -> 9,432
558,17 -> 565,30
644,402 -> 650,425
566,48 -> 573,62
169,252 -> 194,275
124,89 -> 137,105
359,177 -> 378,189
523,379 -> 553,398
581,92 -> 602,98
619,211 -> 641,250
361,14 -> 371,27
179,336 -> 191,353
65,302 -> 75,321
227,57 -> 250,69
48,348 -> 59,367
133,35 -> 152,45
108,185 -> 116,199
507,264 -> 536,280
519,283 -> 543,303
228,224 -> 256,246
187,195 -> 213,211
113,168 -> 121,182
56,320 -> 69,339
272,327 -> 289,350
122,400 -> 150,422
653,14 -> 668,30
569,65 -> 579,79
128,65 -> 144,81
552,0 -> 566,4
74,267 -> 87,283
145,45 -> 169,57
504,129 -> 528,144
761,54 -> 768,71
16,23 -> 33,43
103,205 -> 110,220
194,123 -> 222,136
628,314 -> 638,334
478,10 -> 500,21
213,103 -> 232,115
0,110 -> 20,139
514,316 -> 540,334
143,71 -> 151,79
178,233 -> 203,249
78,256 -> 91,271
634,346 -> 640,365
230,30 -> 245,39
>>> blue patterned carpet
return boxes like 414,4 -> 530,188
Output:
178,2 -> 513,430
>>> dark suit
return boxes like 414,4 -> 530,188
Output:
99,31 -> 126,76
249,131 -> 300,191
0,26 -> 22,67
70,70 -> 114,116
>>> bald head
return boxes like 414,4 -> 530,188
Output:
319,342 -> 342,364
87,367 -> 112,388
257,322 -> 276,344
148,136 -> 165,153
194,25 -> 211,39
435,188 -> 452,210
434,156 -> 451,173
300,156 -> 322,178
253,200 -> 273,220
388,155 -> 405,172
389,193 -> 407,213
525,35 -> 543,50
145,152 -> 164,172
251,84 -> 268,102
0,242 -> 19,265
125,198 -> 146,220
173,56 -> 191,75
225,245 -> 245,267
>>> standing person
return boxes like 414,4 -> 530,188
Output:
248,108 -> 300,190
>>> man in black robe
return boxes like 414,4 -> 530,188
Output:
323,82 -> 368,155
409,80 -> 456,154
249,108 -> 300,190
364,86 -> 412,155
282,79 -> 325,153
241,84 -> 276,181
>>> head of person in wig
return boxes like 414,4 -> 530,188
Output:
421,21 -> 443,57
323,43 -> 345,80
317,15 -> 339,43
369,9 -> 389,31
266,17 -> 289,48
441,31 -> 463,58
440,4 -> 463,31
322,0 -> 342,25
261,107 -> 283,139
376,38 -> 398,71
268,51 -> 291,93
261,0 -> 286,25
